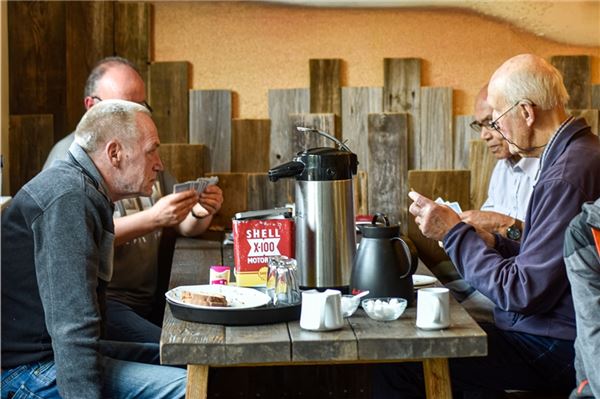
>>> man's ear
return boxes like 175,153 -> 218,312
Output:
519,101 -> 535,127
106,140 -> 122,167
84,96 -> 96,110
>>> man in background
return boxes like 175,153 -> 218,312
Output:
44,57 -> 224,343
430,84 -> 539,322
1,100 -> 186,398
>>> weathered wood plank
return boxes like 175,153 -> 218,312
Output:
268,88 -> 310,168
420,87 -> 453,170
288,321 -> 358,362
469,140 -> 496,211
383,58 -> 421,170
211,173 -> 248,229
66,2 -> 114,133
423,358 -> 452,399
368,113 -> 408,232
342,87 -> 383,173
114,1 -> 150,83
247,173 -> 295,210
149,61 -> 190,144
8,2 -> 67,142
354,171 -> 368,216
231,119 -> 270,173
9,115 -> 54,195
158,144 -> 207,184
454,115 -> 473,170
224,324 -> 291,364
592,84 -> 600,110
161,306 -> 226,365
186,365 -> 208,399
407,170 -> 470,269
550,55 -> 591,109
189,89 -> 232,172
350,300 -> 486,361
570,109 -> 599,136
289,113 -> 336,154
310,59 -> 341,119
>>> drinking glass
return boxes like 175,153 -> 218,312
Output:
267,256 -> 300,306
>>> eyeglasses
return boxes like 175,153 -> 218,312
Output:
91,95 -> 153,113
469,118 -> 493,133
489,100 -> 536,133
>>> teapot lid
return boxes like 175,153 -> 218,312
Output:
359,213 -> 400,238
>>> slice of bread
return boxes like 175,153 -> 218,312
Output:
181,291 -> 228,307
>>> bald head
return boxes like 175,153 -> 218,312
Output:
488,54 -> 569,111
83,57 -> 147,111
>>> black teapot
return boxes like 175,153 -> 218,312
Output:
350,213 -> 418,305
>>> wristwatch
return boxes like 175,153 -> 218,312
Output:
506,223 -> 522,241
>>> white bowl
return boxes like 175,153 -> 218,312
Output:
361,297 -> 407,321
341,295 -> 360,317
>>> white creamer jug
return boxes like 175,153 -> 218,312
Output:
300,289 -> 344,331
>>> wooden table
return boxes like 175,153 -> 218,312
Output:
160,237 -> 487,399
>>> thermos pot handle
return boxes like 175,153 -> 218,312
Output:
268,161 -> 305,182
391,237 -> 417,279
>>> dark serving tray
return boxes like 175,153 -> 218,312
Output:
167,299 -> 301,326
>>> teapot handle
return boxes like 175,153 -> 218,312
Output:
391,237 -> 419,278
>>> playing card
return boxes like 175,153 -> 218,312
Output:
447,201 -> 463,213
196,176 -> 219,193
173,182 -> 192,193
196,180 -> 208,193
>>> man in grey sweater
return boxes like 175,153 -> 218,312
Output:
1,100 -> 186,398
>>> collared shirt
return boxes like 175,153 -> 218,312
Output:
481,157 -> 539,221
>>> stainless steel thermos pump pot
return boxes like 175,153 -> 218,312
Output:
268,128 -> 358,290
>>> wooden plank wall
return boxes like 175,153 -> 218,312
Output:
65,2 -> 114,132
231,119 -> 271,173
341,87 -> 382,172
268,88 -> 310,168
551,55 -> 591,109
383,58 -> 421,170
453,115 -> 472,170
419,87 -> 453,170
149,62 -> 190,144
189,90 -> 232,172
367,113 -> 408,232
114,2 -> 150,83
9,115 -> 54,196
469,140 -> 496,211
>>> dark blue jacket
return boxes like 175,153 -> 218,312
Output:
444,117 -> 600,340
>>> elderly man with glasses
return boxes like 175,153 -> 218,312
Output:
375,54 -> 600,398
428,85 -> 540,323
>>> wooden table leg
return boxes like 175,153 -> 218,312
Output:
423,358 -> 452,399
186,365 -> 209,399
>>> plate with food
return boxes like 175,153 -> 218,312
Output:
166,284 -> 271,310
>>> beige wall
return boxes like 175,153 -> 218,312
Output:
153,2 -> 600,119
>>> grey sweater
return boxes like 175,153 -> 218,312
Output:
1,143 -> 114,398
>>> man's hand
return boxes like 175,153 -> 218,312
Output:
149,190 -> 200,228
408,191 -> 461,241
191,185 -> 224,218
460,210 -> 517,237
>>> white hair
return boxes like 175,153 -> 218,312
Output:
74,99 -> 150,152
499,57 -> 570,110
